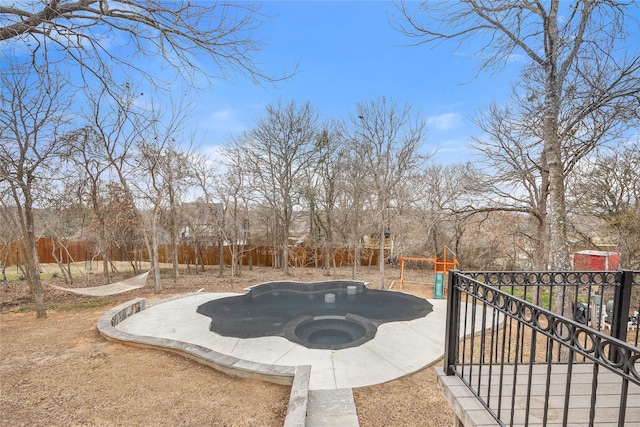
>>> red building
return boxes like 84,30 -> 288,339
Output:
573,250 -> 621,271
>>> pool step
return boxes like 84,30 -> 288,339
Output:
305,388 -> 359,426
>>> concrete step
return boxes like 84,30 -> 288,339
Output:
305,388 -> 359,427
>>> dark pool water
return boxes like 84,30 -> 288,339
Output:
196,280 -> 433,350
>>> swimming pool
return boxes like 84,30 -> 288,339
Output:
196,280 -> 433,350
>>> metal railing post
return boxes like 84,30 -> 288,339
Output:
611,269 -> 632,342
444,269 -> 460,375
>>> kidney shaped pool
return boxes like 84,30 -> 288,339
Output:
196,280 -> 433,350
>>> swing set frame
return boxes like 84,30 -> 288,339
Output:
397,246 -> 458,289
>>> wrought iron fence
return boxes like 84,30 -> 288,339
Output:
444,270 -> 640,426
460,270 -> 640,348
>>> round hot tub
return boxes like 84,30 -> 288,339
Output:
284,314 -> 376,350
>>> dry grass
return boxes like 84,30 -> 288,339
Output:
1,264 -> 454,426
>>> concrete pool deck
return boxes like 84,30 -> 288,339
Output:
98,291 -> 498,426
103,291 -> 494,391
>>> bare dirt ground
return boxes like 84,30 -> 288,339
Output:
0,264 -> 453,426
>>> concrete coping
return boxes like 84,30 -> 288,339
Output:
97,296 -> 311,427
284,365 -> 312,427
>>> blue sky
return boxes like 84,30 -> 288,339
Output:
190,1 -> 523,164
3,1 -> 638,164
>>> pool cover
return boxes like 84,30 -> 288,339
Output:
196,280 -> 433,344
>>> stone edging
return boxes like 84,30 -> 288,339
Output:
97,297 -> 311,427
284,365 -> 312,427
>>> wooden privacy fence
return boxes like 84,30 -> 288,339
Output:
2,238 -> 135,267
2,238 -> 386,268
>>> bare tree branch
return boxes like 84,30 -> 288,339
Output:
1,0 -> 291,89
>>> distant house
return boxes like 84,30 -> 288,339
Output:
179,201 -> 247,247
362,229 -> 393,251
179,201 -> 223,244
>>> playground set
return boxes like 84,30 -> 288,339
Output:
394,246 -> 458,297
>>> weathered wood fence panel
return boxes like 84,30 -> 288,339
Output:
1,238 -> 384,269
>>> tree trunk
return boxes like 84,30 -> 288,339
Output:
218,237 -> 224,278
546,124 -> 570,271
543,5 -> 572,363
543,4 -> 571,271
151,242 -> 161,293
534,218 -> 547,270
51,243 -> 70,285
28,236 -> 46,318
351,244 -> 360,280
378,222 -> 385,289
246,220 -> 253,271
170,233 -> 179,284
1,261 -> 7,286
282,212 -> 290,274
544,58 -> 572,325
192,243 -> 198,273
283,242 -> 290,275
146,208 -> 162,294
534,151 -> 550,271
231,243 -> 238,278
22,196 -> 46,318
152,246 -> 161,293
100,220 -> 110,284
100,217 -> 110,284
65,247 -> 74,284
199,247 -> 205,273
169,190 -> 179,284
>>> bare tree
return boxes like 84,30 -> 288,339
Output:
229,100 -> 322,275
64,126 -> 112,282
0,199 -> 22,286
41,179 -> 86,284
341,97 -> 429,289
70,85 -> 187,293
300,127 -> 345,275
469,99 -> 551,269
212,153 -> 255,278
101,182 -> 144,273
396,0 -> 640,269
468,55 -> 639,268
0,63 -> 73,318
332,147 -> 376,279
64,86 -> 141,282
569,143 -> 640,268
158,145 -> 194,283
410,163 -> 473,259
189,154 -> 224,275
125,102 -> 192,293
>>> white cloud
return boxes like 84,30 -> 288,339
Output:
203,108 -> 248,138
210,109 -> 233,121
427,112 -> 463,131
199,102 -> 264,139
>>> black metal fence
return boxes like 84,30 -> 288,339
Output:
444,270 -> 640,426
